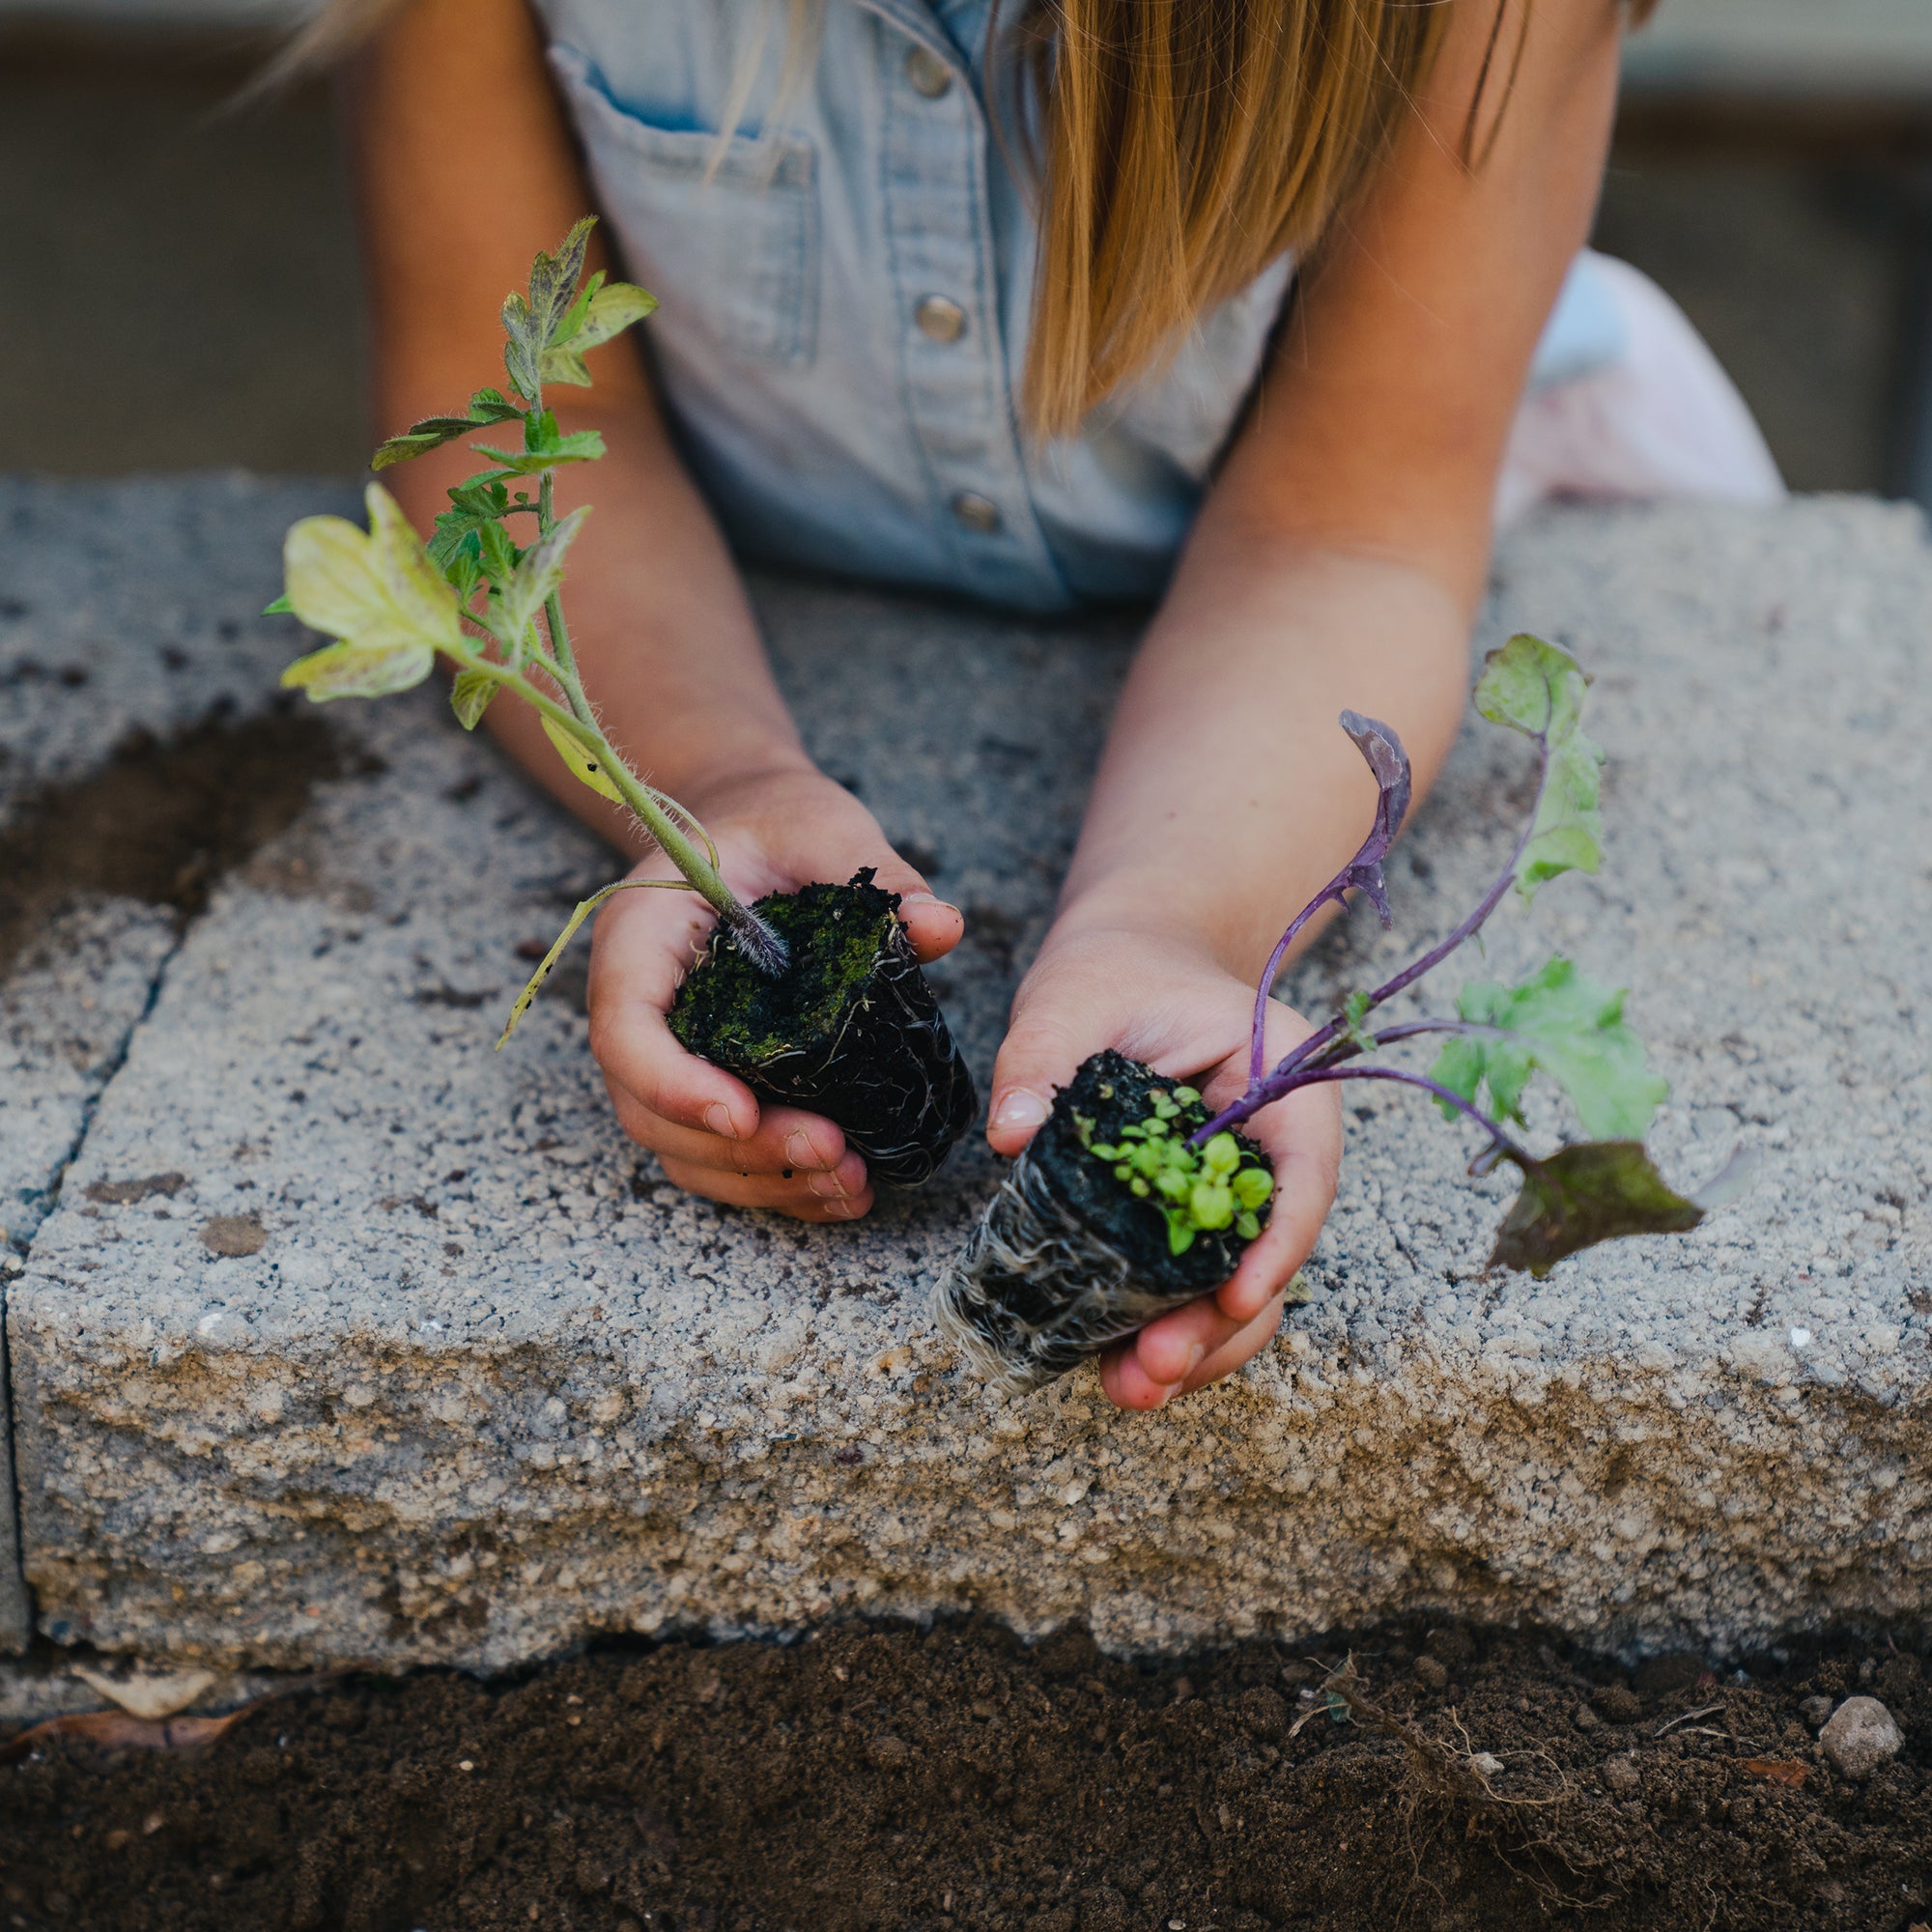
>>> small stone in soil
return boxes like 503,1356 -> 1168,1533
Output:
1818,1696 -> 1904,1780
1800,1694 -> 1835,1730
1601,1756 -> 1641,1796
1592,1685 -> 1643,1725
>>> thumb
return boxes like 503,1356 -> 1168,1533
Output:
986,1002 -> 1089,1157
826,838 -> 963,968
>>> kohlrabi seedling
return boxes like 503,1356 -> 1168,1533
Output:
940,634 -> 1751,1392
273,220 -> 976,1186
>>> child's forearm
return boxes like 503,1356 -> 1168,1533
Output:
1058,519 -> 1473,980
381,394 -> 814,861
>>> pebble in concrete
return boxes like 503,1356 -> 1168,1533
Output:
1818,1696 -> 1905,1780
5,482 -> 1932,1670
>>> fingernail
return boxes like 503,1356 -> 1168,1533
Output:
784,1129 -> 819,1170
1151,1380 -> 1184,1408
1185,1343 -> 1207,1377
820,1195 -> 862,1220
703,1102 -> 736,1139
901,892 -> 960,915
991,1090 -> 1049,1132
808,1169 -> 850,1202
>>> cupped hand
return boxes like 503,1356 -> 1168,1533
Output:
585,764 -> 962,1220
986,918 -> 1342,1408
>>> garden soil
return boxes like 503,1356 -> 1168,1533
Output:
3,1617 -> 1926,1932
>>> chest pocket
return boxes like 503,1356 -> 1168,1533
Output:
550,43 -> 819,369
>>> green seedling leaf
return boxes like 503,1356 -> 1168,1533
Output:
279,483 -> 463,701
1474,634 -> 1605,904
370,392 -> 526,471
429,478 -> 516,573
1340,990 -> 1377,1053
450,668 -> 497,730
1430,956 -> 1668,1141
262,593 -> 294,615
542,279 -> 660,385
495,506 -> 588,647
1490,1141 -> 1705,1278
526,216 -> 597,346
497,873 -> 689,1048
469,429 -> 606,475
502,291 -> 543,402
541,714 -> 625,803
476,517 -> 520,588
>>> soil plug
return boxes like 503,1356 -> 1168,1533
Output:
941,637 -> 1752,1391
269,220 -> 974,1186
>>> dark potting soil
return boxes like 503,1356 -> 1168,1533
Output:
939,1054 -> 1274,1393
0,706 -> 350,980
668,870 -> 977,1189
1031,1052 -> 1271,1298
4,1618 -> 1927,1932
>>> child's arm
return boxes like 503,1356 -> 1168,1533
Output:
349,0 -> 960,1224
990,0 -> 1628,1406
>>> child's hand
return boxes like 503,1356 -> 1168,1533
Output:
585,765 -> 963,1220
986,917 -> 1343,1408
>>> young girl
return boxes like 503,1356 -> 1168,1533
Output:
316,0 -> 1778,1410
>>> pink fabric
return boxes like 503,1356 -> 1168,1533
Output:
1497,254 -> 1785,527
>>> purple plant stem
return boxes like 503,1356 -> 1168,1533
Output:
1246,885 -> 1351,1086
1264,1064 -> 1531,1165
1200,728 -> 1551,1149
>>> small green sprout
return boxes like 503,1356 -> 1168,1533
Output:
270,218 -> 790,1030
1086,1092 -> 1271,1256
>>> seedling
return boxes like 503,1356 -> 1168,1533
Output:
273,221 -> 975,1184
942,635 -> 1750,1390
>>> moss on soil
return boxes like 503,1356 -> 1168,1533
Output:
668,873 -> 901,1070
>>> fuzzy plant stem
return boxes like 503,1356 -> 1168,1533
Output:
517,467 -> 789,977
1195,721 -> 1554,1148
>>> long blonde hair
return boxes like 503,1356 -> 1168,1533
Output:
279,0 -> 1634,437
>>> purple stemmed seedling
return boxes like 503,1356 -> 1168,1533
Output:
1190,633 -> 1751,1277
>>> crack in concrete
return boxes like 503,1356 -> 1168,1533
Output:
2,920 -> 192,1653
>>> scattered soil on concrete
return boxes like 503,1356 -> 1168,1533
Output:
0,708 -> 348,980
3,1617 -> 1926,1931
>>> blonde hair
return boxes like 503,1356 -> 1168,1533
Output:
282,0 -> 1642,437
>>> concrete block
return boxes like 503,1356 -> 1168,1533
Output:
1,474 -> 359,1651
7,480 -> 1931,1668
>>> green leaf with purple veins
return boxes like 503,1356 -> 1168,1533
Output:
1490,1141 -> 1705,1277
1474,635 -> 1605,903
1431,956 -> 1668,1141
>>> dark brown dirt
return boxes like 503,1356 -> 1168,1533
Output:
3,1617 -> 1926,1932
0,708 -> 349,980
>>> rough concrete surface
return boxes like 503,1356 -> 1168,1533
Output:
4,478 -> 1930,1672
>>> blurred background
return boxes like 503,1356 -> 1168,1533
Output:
2,0 -> 1930,508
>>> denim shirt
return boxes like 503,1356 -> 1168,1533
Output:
537,0 -> 1617,611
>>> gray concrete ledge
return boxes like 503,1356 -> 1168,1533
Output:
5,478 -> 1931,1669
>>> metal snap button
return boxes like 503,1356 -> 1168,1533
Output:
951,492 -> 1002,534
905,44 -> 953,99
915,296 -> 967,345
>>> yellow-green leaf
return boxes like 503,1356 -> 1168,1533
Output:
541,714 -> 625,803
450,668 -> 497,730
282,639 -> 435,701
496,505 -> 588,646
278,483 -> 464,703
497,875 -> 691,1048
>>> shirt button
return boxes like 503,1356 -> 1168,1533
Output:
915,296 -> 967,344
904,44 -> 953,99
951,492 -> 1002,534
